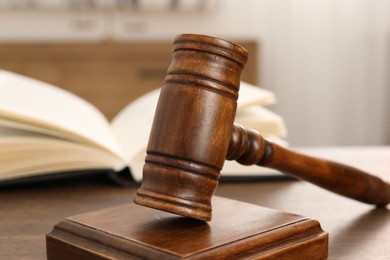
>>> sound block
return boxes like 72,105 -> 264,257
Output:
46,196 -> 328,259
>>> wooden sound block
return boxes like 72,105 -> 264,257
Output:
46,196 -> 328,259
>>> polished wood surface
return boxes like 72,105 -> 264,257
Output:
134,34 -> 249,221
46,196 -> 327,259
1,147 -> 389,259
228,123 -> 390,206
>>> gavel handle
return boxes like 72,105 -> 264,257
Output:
227,123 -> 390,206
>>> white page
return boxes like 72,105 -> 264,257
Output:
0,125 -> 125,181
235,106 -> 287,137
0,70 -> 125,160
238,81 -> 275,109
111,89 -> 158,167
0,138 -> 125,181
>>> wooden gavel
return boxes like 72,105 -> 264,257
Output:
134,34 -> 390,221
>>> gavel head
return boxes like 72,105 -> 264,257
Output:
133,34 -> 248,221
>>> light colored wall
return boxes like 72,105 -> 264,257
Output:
253,0 -> 390,146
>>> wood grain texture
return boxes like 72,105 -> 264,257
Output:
1,147 -> 390,259
228,123 -> 390,206
134,34 -> 249,221
46,196 -> 328,259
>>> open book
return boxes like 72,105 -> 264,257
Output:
0,70 -> 287,185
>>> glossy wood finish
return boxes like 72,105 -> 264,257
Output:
47,196 -> 328,259
134,34 -> 249,221
135,34 -> 390,222
228,123 -> 390,206
1,146 -> 390,259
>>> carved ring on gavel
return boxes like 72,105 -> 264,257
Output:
134,34 -> 390,221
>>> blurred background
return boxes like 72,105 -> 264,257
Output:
0,0 -> 389,147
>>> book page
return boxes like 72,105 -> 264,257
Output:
0,125 -> 126,181
0,70 -> 124,160
238,81 -> 275,109
235,106 -> 287,137
111,88 -> 159,180
111,81 -> 278,181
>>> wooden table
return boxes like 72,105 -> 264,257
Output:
1,146 -> 390,259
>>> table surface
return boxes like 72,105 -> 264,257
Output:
1,146 -> 390,259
